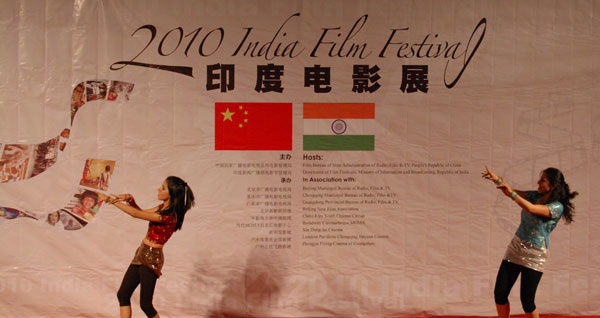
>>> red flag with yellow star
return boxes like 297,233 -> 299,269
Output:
215,102 -> 292,150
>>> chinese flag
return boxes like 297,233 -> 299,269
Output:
215,102 -> 292,150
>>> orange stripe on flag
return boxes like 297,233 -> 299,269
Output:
303,103 -> 375,119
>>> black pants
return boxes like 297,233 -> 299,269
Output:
117,264 -> 159,318
494,260 -> 543,313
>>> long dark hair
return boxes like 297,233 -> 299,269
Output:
162,176 -> 195,231
543,167 -> 578,224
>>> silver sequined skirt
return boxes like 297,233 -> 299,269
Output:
131,242 -> 164,277
503,235 -> 548,272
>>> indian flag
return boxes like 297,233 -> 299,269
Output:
303,103 -> 375,151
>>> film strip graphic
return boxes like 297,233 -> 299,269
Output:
1,80 -> 134,230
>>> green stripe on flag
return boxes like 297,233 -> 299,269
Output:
303,135 -> 375,151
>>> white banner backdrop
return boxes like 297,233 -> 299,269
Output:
1,1 -> 599,317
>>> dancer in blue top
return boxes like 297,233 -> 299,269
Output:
483,166 -> 577,318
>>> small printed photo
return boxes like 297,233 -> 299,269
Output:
46,210 -> 62,226
1,207 -> 38,220
80,158 -> 116,190
85,80 -> 108,102
59,128 -> 70,151
63,188 -> 101,222
30,137 -> 60,178
107,80 -> 134,101
59,209 -> 87,230
71,82 -> 86,124
0,144 -> 33,182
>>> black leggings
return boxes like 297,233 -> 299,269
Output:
494,260 -> 543,313
117,264 -> 159,318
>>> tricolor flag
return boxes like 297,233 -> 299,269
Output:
303,103 -> 375,151
215,102 -> 292,150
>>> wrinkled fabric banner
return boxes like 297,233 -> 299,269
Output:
1,1 -> 599,317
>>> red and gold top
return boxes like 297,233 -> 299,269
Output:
145,206 -> 177,245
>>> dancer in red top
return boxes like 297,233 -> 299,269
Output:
98,176 -> 194,318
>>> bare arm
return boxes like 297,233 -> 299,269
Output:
113,193 -> 141,210
111,201 -> 163,222
482,166 -> 550,217
98,193 -> 162,222
497,182 -> 551,218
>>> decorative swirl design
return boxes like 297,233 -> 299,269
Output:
0,80 -> 134,230
0,80 -> 133,183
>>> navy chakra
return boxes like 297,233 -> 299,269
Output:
331,119 -> 347,135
